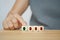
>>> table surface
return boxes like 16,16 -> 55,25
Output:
0,30 -> 60,40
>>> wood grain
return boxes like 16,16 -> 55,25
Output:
0,30 -> 60,40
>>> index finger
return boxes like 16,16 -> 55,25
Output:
13,14 -> 27,26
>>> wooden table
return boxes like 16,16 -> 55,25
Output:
0,30 -> 60,40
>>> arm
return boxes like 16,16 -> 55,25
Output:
9,0 -> 29,15
3,0 -> 29,30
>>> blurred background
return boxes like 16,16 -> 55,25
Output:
0,0 -> 32,30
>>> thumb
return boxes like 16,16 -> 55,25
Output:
13,14 -> 27,26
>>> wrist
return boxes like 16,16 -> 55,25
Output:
8,11 -> 19,15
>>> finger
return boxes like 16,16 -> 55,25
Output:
13,14 -> 27,26
7,21 -> 14,30
3,20 -> 10,30
11,17 -> 20,29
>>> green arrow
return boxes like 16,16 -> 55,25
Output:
23,27 -> 26,31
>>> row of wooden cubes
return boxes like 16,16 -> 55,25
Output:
20,26 -> 44,31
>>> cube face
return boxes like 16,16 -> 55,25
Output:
28,26 -> 33,31
23,27 -> 26,31
38,26 -> 44,31
21,26 -> 28,31
33,26 -> 39,32
29,27 -> 32,31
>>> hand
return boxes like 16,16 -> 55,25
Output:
3,13 -> 27,30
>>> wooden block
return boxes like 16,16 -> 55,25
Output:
33,26 -> 39,32
21,26 -> 28,31
28,26 -> 34,31
38,26 -> 44,31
